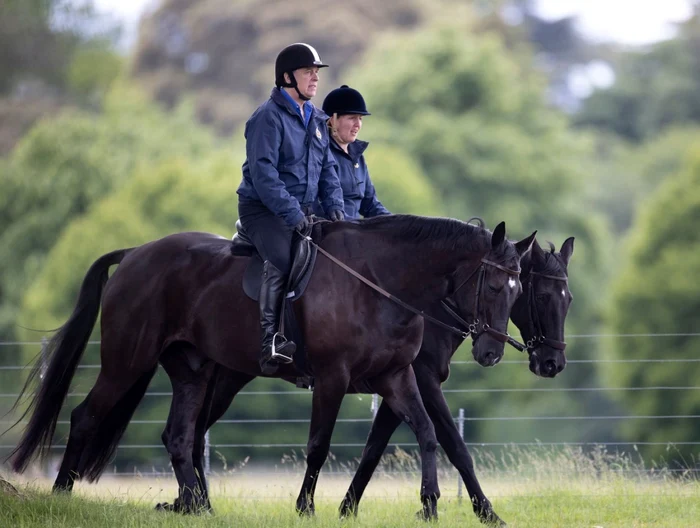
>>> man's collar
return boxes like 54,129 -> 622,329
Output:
278,88 -> 313,114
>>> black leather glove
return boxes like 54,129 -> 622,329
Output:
295,216 -> 309,233
329,209 -> 345,222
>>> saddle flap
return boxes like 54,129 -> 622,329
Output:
239,223 -> 321,302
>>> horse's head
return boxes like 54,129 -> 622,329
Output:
451,222 -> 536,368
510,237 -> 574,378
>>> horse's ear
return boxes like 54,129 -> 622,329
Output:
531,237 -> 546,264
515,231 -> 537,257
559,237 -> 575,266
492,222 -> 506,249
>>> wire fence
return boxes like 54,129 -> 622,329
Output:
1,335 -> 699,495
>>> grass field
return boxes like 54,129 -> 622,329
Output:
2,447 -> 699,527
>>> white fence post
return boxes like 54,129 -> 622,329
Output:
204,430 -> 211,475
457,408 -> 464,501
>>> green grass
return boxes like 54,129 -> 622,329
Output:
1,480 -> 698,528
2,475 -> 698,528
2,446 -> 699,527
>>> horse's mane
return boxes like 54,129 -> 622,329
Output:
334,214 -> 516,260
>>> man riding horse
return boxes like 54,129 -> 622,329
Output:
236,43 -> 346,374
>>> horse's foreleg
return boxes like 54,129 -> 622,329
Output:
338,400 -> 402,517
295,375 -> 349,517
415,370 -> 506,526
375,365 -> 440,521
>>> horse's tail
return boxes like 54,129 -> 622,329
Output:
7,248 -> 133,473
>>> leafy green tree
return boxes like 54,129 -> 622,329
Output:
17,155 -> 238,337
0,83 -> 217,345
583,127 -> 700,235
364,144 -> 441,215
606,145 -> 700,461
131,0 -> 426,135
1,0 -> 77,93
576,6 -> 700,142
0,1 -> 124,154
351,24 -> 585,226
67,45 -> 123,99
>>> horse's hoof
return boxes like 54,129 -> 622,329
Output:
0,479 -> 21,498
51,484 -> 73,495
479,509 -> 506,527
296,504 -> 315,517
338,498 -> 358,519
415,508 -> 438,522
156,498 -> 201,515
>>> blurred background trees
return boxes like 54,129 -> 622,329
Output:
2,0 -> 700,471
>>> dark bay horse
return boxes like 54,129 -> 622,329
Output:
158,236 -> 573,525
8,215 -> 535,520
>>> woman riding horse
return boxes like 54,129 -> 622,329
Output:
315,85 -> 390,219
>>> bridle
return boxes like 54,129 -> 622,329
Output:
517,270 -> 568,353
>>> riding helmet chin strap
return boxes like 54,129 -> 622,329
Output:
286,71 -> 311,101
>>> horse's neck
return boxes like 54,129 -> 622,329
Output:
366,236 -> 485,308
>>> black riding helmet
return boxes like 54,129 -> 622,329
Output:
275,43 -> 328,101
322,85 -> 371,116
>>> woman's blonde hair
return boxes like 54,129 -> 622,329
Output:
327,113 -> 340,140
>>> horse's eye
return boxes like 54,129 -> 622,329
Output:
488,284 -> 503,294
536,294 -> 549,303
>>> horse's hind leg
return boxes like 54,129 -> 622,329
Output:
374,365 -> 440,520
54,367 -> 157,492
157,345 -> 215,513
191,368 -> 255,505
295,373 -> 350,516
158,360 -> 254,513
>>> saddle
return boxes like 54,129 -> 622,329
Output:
231,220 -> 321,389
231,220 -> 319,302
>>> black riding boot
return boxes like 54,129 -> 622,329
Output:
259,260 -> 296,374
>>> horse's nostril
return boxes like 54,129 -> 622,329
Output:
544,359 -> 556,375
483,351 -> 495,364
